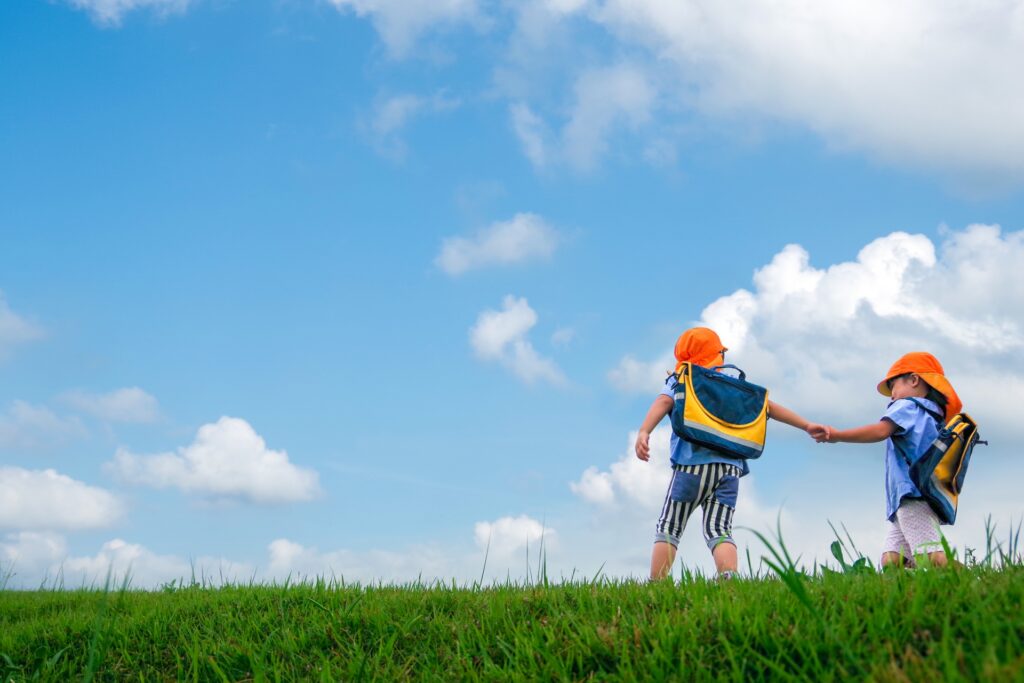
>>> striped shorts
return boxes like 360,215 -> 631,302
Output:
655,463 -> 741,550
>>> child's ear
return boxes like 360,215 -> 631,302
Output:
908,374 -> 921,387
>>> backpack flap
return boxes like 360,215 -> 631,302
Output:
670,362 -> 769,460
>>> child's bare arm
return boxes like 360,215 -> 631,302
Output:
767,400 -> 812,432
635,395 -> 673,461
824,421 -> 897,444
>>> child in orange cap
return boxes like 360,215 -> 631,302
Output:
809,352 -> 962,569
635,327 -> 819,580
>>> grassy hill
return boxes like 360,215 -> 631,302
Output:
2,557 -> 1023,681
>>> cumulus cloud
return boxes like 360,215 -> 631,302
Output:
60,387 -> 160,423
328,0 -> 484,58
609,225 -> 1024,428
0,293 -> 42,360
265,538 -> 455,583
0,401 -> 87,451
0,534 -> 253,589
65,0 -> 192,27
571,426 -> 672,509
469,295 -> 566,385
436,213 -> 560,275
697,226 -> 1023,427
108,416 -> 321,504
0,532 -> 68,575
474,514 -> 556,556
367,91 -> 461,160
0,467 -> 123,531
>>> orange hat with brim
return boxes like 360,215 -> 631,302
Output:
674,327 -> 727,374
877,351 -> 962,420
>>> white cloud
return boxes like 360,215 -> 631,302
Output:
508,64 -> 657,172
0,532 -> 68,577
592,0 -> 1024,181
474,514 -> 556,557
562,64 -> 655,171
609,225 -> 1024,430
60,538 -> 254,587
510,103 -> 551,168
265,538 -> 453,583
0,401 -> 87,450
436,213 -> 561,275
694,226 -> 1024,428
367,91 -> 461,160
0,467 -> 123,531
0,293 -> 42,360
469,295 -> 566,385
108,416 -> 321,504
61,387 -> 160,424
606,353 -> 673,395
0,534 -> 254,589
571,425 -> 672,509
328,0 -> 484,58
65,0 -> 192,27
339,1 -> 1024,181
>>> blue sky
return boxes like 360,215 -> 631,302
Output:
2,0 -> 1023,586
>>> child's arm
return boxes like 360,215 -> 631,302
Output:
635,395 -> 673,462
822,420 -> 897,444
767,400 -> 815,434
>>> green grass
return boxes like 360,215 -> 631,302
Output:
2,521 -> 1023,681
1,568 -> 1022,681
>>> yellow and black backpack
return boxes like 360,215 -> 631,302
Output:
669,363 -> 769,460
906,398 -> 986,525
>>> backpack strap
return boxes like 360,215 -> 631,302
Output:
906,397 -> 944,424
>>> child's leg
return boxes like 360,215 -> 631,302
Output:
711,540 -> 738,574
650,542 -> 677,580
701,464 -> 740,575
895,498 -> 947,567
881,520 -> 914,568
651,465 -> 703,580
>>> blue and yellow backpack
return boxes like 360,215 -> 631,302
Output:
906,398 -> 985,525
669,362 -> 769,460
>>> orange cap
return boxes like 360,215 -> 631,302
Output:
877,351 -> 962,420
674,327 -> 727,374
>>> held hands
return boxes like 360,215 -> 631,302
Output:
635,431 -> 651,461
806,423 -> 834,443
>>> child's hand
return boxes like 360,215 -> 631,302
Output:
806,423 -> 832,443
635,431 -> 651,461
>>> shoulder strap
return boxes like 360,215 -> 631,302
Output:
906,397 -> 944,424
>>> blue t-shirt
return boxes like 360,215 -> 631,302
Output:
882,397 -> 942,521
660,377 -> 751,477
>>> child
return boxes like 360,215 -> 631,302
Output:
635,327 -> 818,581
809,352 -> 962,569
